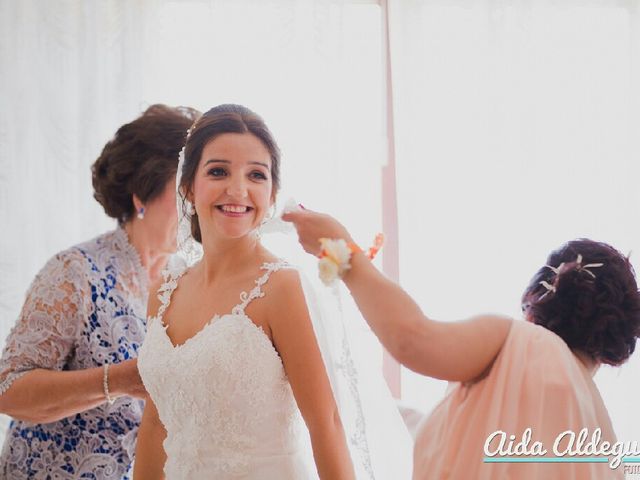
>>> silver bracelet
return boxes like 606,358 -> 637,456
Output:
103,363 -> 116,405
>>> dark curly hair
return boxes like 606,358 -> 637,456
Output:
180,104 -> 281,243
92,104 -> 200,224
522,239 -> 640,366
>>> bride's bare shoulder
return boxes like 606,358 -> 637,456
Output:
264,265 -> 301,294
262,267 -> 308,320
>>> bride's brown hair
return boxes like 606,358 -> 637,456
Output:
180,104 -> 281,243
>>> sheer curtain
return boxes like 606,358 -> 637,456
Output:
388,0 -> 640,442
0,0 -> 154,335
0,0 -> 166,439
0,0 -> 385,441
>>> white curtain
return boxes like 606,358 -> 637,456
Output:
0,0 -> 162,438
388,0 -> 640,443
0,0 -> 385,439
0,0 -> 157,339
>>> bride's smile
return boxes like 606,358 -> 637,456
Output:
190,132 -> 274,240
216,204 -> 254,215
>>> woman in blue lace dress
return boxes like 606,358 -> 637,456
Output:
0,104 -> 199,479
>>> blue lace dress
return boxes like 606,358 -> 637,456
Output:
0,228 -> 148,479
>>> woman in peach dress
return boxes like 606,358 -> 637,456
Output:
283,209 -> 639,480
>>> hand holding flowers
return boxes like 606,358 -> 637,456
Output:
282,207 -> 383,285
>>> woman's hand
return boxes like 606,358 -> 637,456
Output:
282,209 -> 354,256
0,359 -> 147,424
110,359 -> 147,399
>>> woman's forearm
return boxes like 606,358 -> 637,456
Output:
309,420 -> 355,480
282,209 -> 511,381
342,252 -> 428,364
342,252 -> 511,381
0,360 -> 142,423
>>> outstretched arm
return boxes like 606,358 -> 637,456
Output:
282,209 -> 511,383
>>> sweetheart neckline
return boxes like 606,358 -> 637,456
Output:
150,313 -> 281,364
153,260 -> 289,350
156,311 -> 223,349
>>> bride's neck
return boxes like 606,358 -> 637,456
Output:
199,234 -> 264,284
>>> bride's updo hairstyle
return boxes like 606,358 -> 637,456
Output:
522,239 -> 640,366
179,104 -> 281,243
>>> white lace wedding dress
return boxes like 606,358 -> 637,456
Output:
137,261 -> 315,479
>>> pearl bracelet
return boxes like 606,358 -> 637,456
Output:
103,363 -> 116,405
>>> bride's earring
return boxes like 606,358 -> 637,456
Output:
187,202 -> 196,216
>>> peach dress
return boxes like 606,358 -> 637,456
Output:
413,319 -> 624,479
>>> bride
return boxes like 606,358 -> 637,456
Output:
133,104 -> 411,479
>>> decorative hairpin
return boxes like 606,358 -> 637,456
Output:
538,253 -> 604,299
574,253 -> 604,278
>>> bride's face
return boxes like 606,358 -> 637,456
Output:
191,132 -> 274,240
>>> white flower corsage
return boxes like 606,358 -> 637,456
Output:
318,238 -> 353,286
317,233 -> 385,286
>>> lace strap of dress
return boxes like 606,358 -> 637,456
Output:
154,263 -> 188,321
231,260 -> 292,315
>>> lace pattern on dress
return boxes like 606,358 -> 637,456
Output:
0,228 -> 148,479
339,333 -> 374,479
0,250 -> 87,395
151,260 -> 292,324
138,259 -> 310,479
232,260 -> 291,315
333,286 -> 374,479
